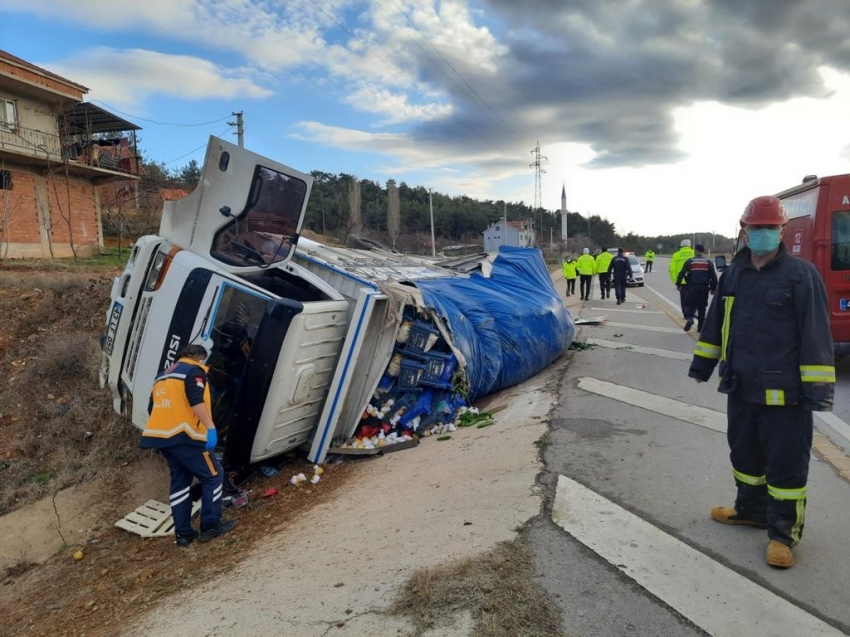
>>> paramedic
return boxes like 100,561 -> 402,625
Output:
607,248 -> 633,305
644,249 -> 655,272
140,344 -> 238,547
688,195 -> 834,569
675,243 -> 717,332
576,248 -> 597,301
595,247 -> 614,300
562,256 -> 577,297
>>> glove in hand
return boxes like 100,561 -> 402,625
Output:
205,427 -> 218,451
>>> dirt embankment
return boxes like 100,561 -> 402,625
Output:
0,264 -> 357,637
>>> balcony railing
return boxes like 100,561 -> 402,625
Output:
0,122 -> 140,176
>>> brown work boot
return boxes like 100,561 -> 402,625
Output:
766,540 -> 795,569
710,505 -> 768,528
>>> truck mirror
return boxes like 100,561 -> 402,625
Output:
715,255 -> 727,272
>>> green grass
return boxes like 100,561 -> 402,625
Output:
0,251 -> 129,270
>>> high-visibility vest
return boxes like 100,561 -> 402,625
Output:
595,251 -> 613,274
645,250 -> 655,261
669,247 -> 695,284
576,254 -> 597,275
562,260 -> 577,279
140,358 -> 212,449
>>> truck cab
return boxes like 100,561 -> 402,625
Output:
101,137 -> 352,475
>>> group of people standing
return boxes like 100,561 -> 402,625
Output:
562,246 -> 633,304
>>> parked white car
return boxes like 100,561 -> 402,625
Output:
626,253 -> 644,287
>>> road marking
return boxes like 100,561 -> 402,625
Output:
552,475 -> 845,637
644,282 -> 682,313
578,377 -> 726,433
586,307 -> 665,315
605,321 -> 686,334
815,411 -> 850,449
586,338 -> 692,360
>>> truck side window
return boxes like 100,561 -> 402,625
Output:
212,166 -> 307,267
831,211 -> 850,271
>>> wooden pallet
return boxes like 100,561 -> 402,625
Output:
115,499 -> 201,538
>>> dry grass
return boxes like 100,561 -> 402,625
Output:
0,272 -> 139,515
387,538 -> 567,637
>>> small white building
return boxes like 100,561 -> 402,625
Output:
483,219 -> 535,252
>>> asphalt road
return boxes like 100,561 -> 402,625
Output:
535,257 -> 850,637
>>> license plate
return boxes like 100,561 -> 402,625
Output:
104,301 -> 123,355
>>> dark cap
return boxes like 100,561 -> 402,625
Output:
695,243 -> 705,252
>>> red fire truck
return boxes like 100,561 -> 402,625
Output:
774,173 -> 850,355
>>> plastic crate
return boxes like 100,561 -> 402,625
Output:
420,350 -> 456,390
397,359 -> 427,392
402,319 -> 441,359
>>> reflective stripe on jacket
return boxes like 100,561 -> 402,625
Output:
576,254 -> 597,275
688,244 -> 835,409
140,358 -> 212,449
676,254 -> 718,290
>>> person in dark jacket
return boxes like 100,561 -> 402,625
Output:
607,248 -> 633,305
140,344 -> 238,547
676,243 -> 718,332
688,196 -> 835,569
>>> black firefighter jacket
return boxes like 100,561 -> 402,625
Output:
688,244 -> 835,410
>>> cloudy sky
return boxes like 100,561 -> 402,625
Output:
3,0 -> 850,236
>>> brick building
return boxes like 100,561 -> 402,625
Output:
0,49 -> 141,258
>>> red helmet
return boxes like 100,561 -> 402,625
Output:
740,196 -> 787,227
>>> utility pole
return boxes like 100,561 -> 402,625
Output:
529,141 -> 547,248
503,202 -> 507,247
550,227 -> 553,251
228,111 -> 244,148
429,188 -> 436,257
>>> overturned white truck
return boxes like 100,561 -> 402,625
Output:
101,136 -> 574,479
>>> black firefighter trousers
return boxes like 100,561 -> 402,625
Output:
727,392 -> 813,546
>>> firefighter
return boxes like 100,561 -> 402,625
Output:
644,249 -> 655,273
607,247 -> 633,305
669,239 -> 695,310
562,256 -> 577,297
140,344 -> 238,547
675,243 -> 717,332
595,247 -> 614,299
688,196 -> 834,569
576,248 -> 597,301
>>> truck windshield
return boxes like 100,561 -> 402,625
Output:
212,165 -> 307,267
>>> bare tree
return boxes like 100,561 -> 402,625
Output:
387,179 -> 400,249
0,163 -> 22,260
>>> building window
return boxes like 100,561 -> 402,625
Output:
1,98 -> 18,131
0,170 -> 11,190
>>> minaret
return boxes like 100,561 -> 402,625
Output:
560,183 -> 568,243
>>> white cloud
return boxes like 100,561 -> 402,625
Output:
47,48 -> 273,110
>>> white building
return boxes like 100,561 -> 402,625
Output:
483,218 -> 535,252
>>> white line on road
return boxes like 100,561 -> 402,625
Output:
577,377 -> 727,433
605,321 -> 686,334
586,307 -> 665,315
552,475 -> 845,637
815,411 -> 850,449
644,281 -> 682,314
586,338 -> 692,360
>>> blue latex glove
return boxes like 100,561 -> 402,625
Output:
205,427 -> 218,451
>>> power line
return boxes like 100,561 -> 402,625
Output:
163,126 -> 234,165
90,100 -> 232,127
378,0 -> 522,143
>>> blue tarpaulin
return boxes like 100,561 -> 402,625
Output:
415,246 -> 575,401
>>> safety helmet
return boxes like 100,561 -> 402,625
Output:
582,247 -> 589,254
740,195 -> 788,227
680,239 -> 691,248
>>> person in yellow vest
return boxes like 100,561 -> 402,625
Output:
644,249 -> 655,272
670,239 -> 696,313
140,344 -> 238,547
562,256 -> 577,297
595,247 -> 614,299
576,247 -> 597,300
